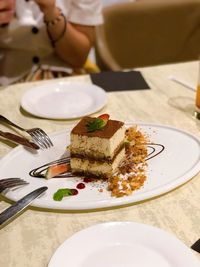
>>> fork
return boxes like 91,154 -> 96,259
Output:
0,115 -> 53,149
0,178 -> 29,193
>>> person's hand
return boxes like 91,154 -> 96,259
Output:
0,0 -> 15,24
34,0 -> 56,14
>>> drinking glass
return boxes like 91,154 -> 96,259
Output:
195,61 -> 200,109
168,62 -> 200,119
194,60 -> 200,119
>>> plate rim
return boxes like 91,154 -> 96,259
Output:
48,221 -> 200,267
20,80 -> 107,119
0,122 -> 200,210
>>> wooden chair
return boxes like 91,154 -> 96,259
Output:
95,0 -> 200,70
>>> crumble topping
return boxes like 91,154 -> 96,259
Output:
108,126 -> 148,197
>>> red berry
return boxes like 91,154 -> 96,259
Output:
98,114 -> 110,121
76,183 -> 85,189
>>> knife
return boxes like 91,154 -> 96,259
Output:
0,130 -> 39,150
0,186 -> 48,226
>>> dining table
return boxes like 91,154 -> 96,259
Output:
0,60 -> 200,267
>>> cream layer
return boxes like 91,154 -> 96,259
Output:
70,148 -> 125,178
70,125 -> 125,159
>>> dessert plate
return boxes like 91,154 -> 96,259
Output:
0,123 -> 200,210
48,221 -> 200,267
20,81 -> 107,119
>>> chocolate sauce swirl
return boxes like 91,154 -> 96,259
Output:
29,157 -> 74,178
146,143 -> 165,160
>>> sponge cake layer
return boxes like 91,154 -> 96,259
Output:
71,148 -> 125,179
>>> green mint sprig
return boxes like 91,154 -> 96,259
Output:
53,188 -> 74,201
87,118 -> 107,132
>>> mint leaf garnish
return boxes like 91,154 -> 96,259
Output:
53,188 -> 73,201
87,118 -> 107,132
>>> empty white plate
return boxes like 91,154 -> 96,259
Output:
48,221 -> 200,267
21,81 -> 107,119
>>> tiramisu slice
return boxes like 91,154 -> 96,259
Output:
70,114 -> 125,178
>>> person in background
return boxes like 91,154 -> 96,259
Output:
0,0 -> 102,85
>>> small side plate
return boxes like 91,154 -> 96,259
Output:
21,81 -> 107,119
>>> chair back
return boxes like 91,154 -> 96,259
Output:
95,0 -> 200,70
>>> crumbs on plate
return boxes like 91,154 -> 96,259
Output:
108,126 -> 148,197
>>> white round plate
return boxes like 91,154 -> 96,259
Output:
48,221 -> 200,267
0,123 -> 200,210
20,81 -> 107,119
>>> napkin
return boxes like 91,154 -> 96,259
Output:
90,70 -> 150,92
191,239 -> 200,253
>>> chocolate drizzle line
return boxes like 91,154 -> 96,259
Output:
29,143 -> 165,178
146,143 -> 165,161
29,157 -> 74,178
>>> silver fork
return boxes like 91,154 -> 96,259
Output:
0,178 -> 29,193
0,115 -> 53,149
